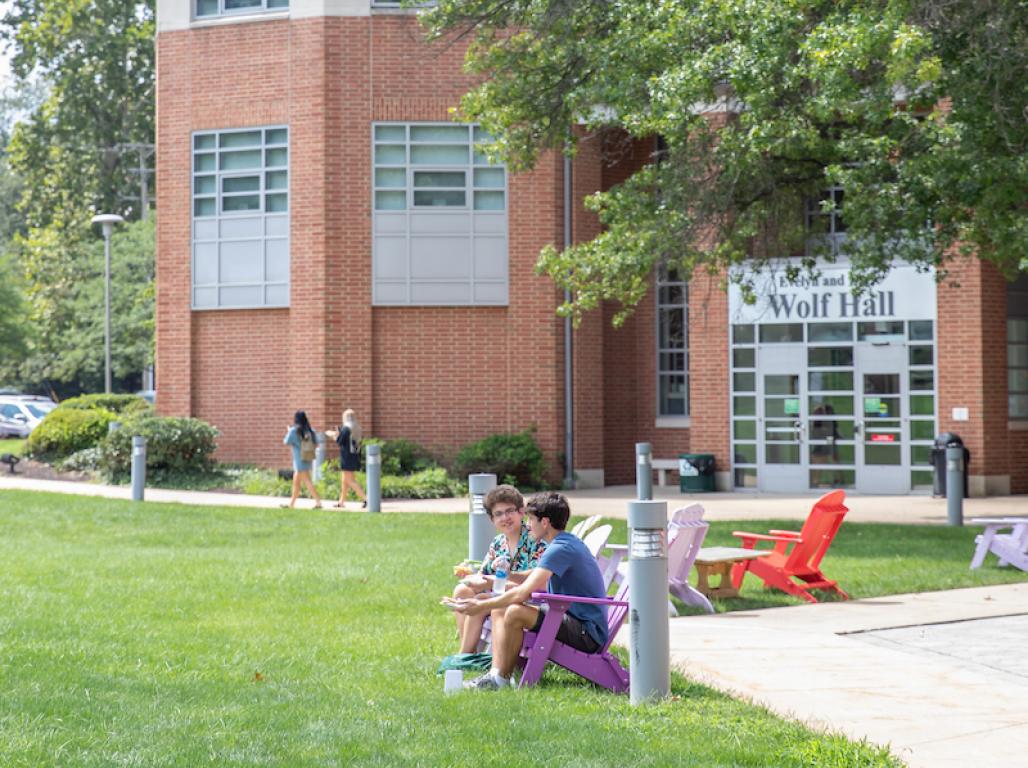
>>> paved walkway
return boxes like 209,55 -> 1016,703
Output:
656,583 -> 1028,768
1,474 -> 1026,524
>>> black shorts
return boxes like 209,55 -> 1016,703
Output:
531,609 -> 601,654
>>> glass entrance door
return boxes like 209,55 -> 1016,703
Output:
854,341 -> 908,494
757,347 -> 806,492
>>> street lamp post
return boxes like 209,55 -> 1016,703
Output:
91,214 -> 125,393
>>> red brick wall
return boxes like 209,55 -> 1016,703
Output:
570,134 -> 605,473
596,136 -> 711,484
936,257 -> 1010,488
157,15 -> 570,473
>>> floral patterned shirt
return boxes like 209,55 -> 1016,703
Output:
480,519 -> 547,575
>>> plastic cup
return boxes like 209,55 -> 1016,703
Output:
444,669 -> 463,694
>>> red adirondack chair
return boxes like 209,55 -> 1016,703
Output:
730,489 -> 850,603
516,581 -> 630,693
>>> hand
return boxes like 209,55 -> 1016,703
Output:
455,599 -> 488,617
462,576 -> 489,592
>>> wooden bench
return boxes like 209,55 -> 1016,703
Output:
651,458 -> 678,486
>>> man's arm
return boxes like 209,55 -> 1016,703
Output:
456,566 -> 552,617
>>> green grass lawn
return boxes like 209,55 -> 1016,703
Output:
7,493 -> 1019,767
0,437 -> 26,456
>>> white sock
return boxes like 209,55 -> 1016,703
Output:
491,672 -> 510,687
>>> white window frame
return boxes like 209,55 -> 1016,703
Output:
1007,320 -> 1023,421
195,0 -> 288,19
655,268 -> 689,422
371,122 -> 508,306
806,186 -> 847,256
191,126 -> 289,310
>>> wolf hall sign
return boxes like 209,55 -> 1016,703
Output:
728,261 -> 937,325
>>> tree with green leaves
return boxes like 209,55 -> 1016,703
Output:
0,1 -> 155,393
1,218 -> 154,395
423,0 -> 1028,323
2,0 -> 155,227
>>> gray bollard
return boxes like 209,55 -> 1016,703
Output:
468,473 -> 497,562
628,499 -> 669,705
131,435 -> 147,502
636,442 -> 653,501
946,445 -> 964,526
312,431 -> 327,483
108,420 -> 121,435
366,443 -> 381,513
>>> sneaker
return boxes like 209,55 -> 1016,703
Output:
463,673 -> 508,691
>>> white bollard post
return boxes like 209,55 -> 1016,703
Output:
366,443 -> 381,513
628,499 -> 669,705
131,435 -> 147,502
467,474 -> 497,562
636,442 -> 653,501
312,431 -> 327,483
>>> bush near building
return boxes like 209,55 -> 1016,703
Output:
27,407 -> 117,460
99,416 -> 219,482
453,429 -> 546,489
58,394 -> 152,417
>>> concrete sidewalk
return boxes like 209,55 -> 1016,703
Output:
653,583 -> 1028,768
1,474 -> 1026,524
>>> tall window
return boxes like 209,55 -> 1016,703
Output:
372,123 -> 508,305
806,187 -> 847,256
192,127 -> 289,309
656,269 -> 688,416
196,0 -> 287,17
1010,274 -> 1028,419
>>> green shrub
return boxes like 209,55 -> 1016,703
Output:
359,437 -> 436,475
380,467 -> 464,499
99,416 -> 218,481
57,446 -> 104,473
452,429 -> 546,489
235,465 -> 462,499
58,393 -> 152,417
27,407 -> 117,460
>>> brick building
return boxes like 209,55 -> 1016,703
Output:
156,0 -> 1028,495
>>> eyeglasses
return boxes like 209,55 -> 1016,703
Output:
490,507 -> 519,519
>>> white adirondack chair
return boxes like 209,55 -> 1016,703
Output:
970,517 -> 1028,572
570,514 -> 601,539
610,504 -> 714,615
582,524 -> 612,558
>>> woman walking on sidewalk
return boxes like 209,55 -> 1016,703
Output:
283,410 -> 322,509
327,409 -> 366,509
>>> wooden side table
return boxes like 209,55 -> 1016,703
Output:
693,547 -> 769,599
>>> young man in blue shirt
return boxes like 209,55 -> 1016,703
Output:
456,492 -> 608,690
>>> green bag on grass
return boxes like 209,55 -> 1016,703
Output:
436,652 -> 492,674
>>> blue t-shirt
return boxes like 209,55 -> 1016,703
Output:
283,426 -> 317,472
538,531 -> 608,647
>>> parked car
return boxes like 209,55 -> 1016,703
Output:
0,396 -> 58,438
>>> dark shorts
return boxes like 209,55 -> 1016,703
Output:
531,608 -> 601,654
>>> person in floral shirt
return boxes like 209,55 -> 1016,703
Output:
451,485 -> 547,653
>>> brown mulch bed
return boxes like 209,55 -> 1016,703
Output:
4,457 -> 92,483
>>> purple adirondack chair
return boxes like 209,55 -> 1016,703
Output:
970,517 -> 1028,572
516,581 -> 630,693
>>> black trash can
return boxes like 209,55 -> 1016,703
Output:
931,433 -> 969,499
679,453 -> 715,493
